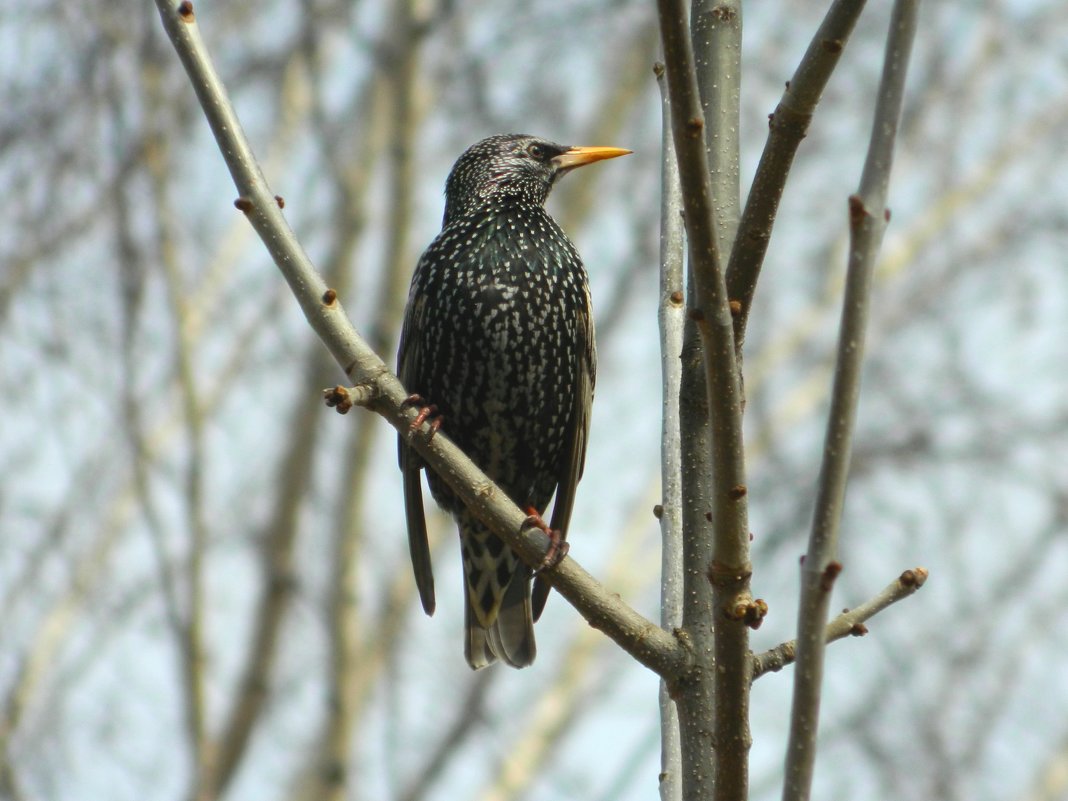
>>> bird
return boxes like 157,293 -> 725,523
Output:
397,134 -> 630,669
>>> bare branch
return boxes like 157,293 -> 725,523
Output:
691,0 -> 743,252
654,61 -> 685,801
153,0 -> 689,682
690,4 -> 755,799
727,0 -> 869,349
752,567 -> 928,679
782,3 -> 921,801
657,2 -> 753,798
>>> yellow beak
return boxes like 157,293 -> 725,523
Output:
551,145 -> 632,171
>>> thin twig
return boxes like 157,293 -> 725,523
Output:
212,361 -> 322,798
154,0 -> 689,682
782,3 -> 921,801
726,0 -> 869,351
752,567 -> 928,679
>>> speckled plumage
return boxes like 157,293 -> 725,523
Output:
397,134 -> 625,669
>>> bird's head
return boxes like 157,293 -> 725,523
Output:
442,134 -> 630,224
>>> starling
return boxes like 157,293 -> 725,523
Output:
397,134 -> 630,669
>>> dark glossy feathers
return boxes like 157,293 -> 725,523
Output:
397,134 -> 599,669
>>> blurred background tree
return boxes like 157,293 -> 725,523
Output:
2,1 -> 1067,800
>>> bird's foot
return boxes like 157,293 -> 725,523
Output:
402,394 -> 443,440
523,507 -> 569,574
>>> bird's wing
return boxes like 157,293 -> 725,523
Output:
533,292 -> 596,620
397,290 -> 436,616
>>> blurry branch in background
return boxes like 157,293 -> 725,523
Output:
0,514 -> 124,801
137,55 -> 217,797
153,0 -> 690,680
294,537 -> 440,801
399,672 -> 497,801
5,24 -> 310,801
309,0 -> 426,797
190,46 -> 357,801
782,3 -> 921,801
212,346 -> 323,799
554,21 -> 660,228
0,270 -> 291,799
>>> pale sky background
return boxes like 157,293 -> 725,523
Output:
2,1 -> 1067,800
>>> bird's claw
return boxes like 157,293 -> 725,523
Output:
402,394 -> 443,441
523,507 -> 569,574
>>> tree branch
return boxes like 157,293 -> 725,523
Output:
153,0 -> 689,682
654,61 -> 685,801
726,0 -> 869,350
782,3 -> 921,800
689,4 -> 755,799
691,0 -> 743,253
657,2 -> 753,799
752,567 -> 928,679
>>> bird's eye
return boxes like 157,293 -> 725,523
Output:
527,143 -> 546,160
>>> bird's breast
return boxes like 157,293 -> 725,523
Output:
404,203 -> 591,508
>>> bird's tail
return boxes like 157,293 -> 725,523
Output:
459,513 -> 535,669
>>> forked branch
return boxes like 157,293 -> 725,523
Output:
753,567 -> 928,679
